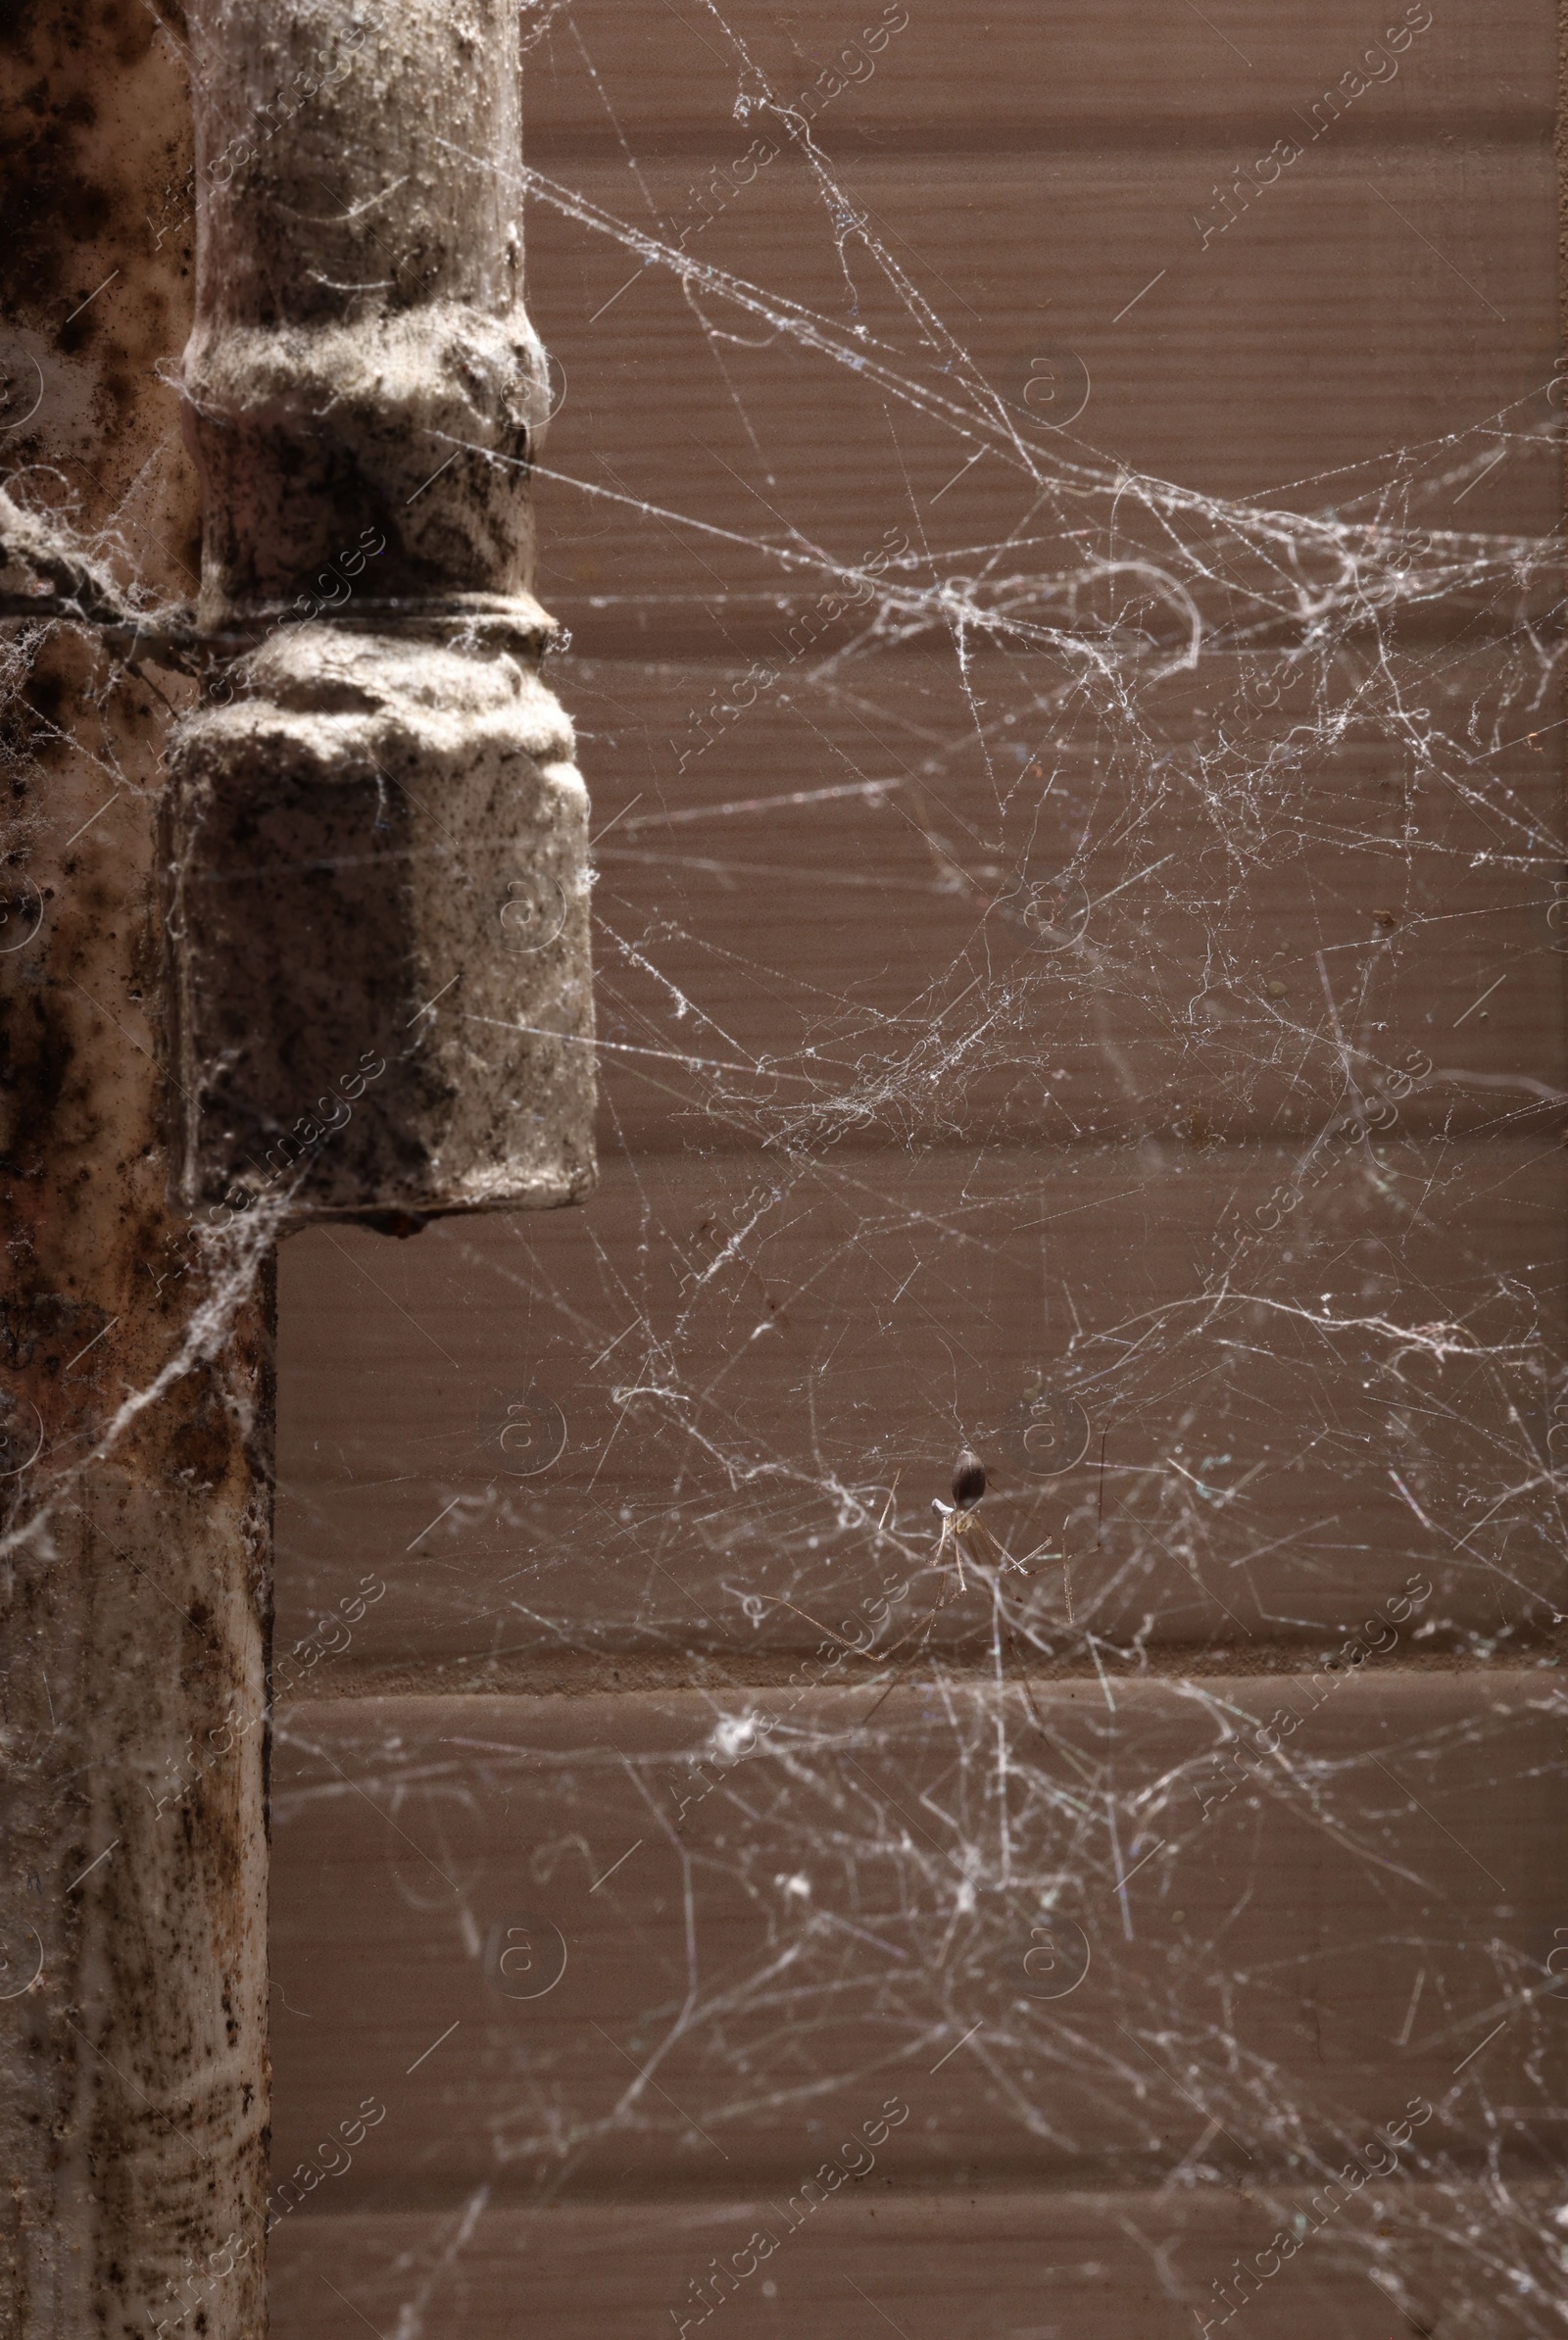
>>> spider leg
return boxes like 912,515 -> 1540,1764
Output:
985,1516 -> 1072,1631
1003,1614 -> 1069,1756
769,1596 -> 887,1662
1005,1636 -> 1098,1789
785,1563 -> 955,1675
939,1560 -> 964,1609
858,1600 -> 941,1728
966,1517 -> 1025,1575
866,1570 -> 960,1661
860,1534 -> 976,1729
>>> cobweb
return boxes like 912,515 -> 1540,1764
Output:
6,1 -> 1567,2333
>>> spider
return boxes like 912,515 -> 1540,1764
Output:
772,1447 -> 1074,1731
930,1444 -> 1035,1593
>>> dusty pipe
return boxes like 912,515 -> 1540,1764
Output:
165,0 -> 596,1222
0,726 -> 272,2339
0,13 -> 273,2339
2,3 -> 592,2332
1,544 -> 274,2331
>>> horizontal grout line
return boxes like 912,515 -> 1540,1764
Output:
295,1129 -> 1562,1169
565,1131 -> 1566,1169
519,119 -> 1551,164
280,1639 -> 1564,1705
231,2163 -> 1566,2218
279,1127 -> 1562,1217
537,616 -> 1563,665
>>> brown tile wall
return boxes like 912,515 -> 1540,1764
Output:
269,3 -> 1567,2334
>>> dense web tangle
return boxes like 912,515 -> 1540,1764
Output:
263,13 -> 1568,2335
4,2 -> 1565,2332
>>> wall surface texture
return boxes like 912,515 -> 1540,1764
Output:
3,4 -> 1563,2339
267,3 -> 1566,2335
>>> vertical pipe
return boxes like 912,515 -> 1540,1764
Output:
1,591 -> 274,2329
4,2 -> 592,2332
0,15 -> 273,2338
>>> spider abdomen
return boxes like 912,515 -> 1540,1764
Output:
952,1447 -> 987,1509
